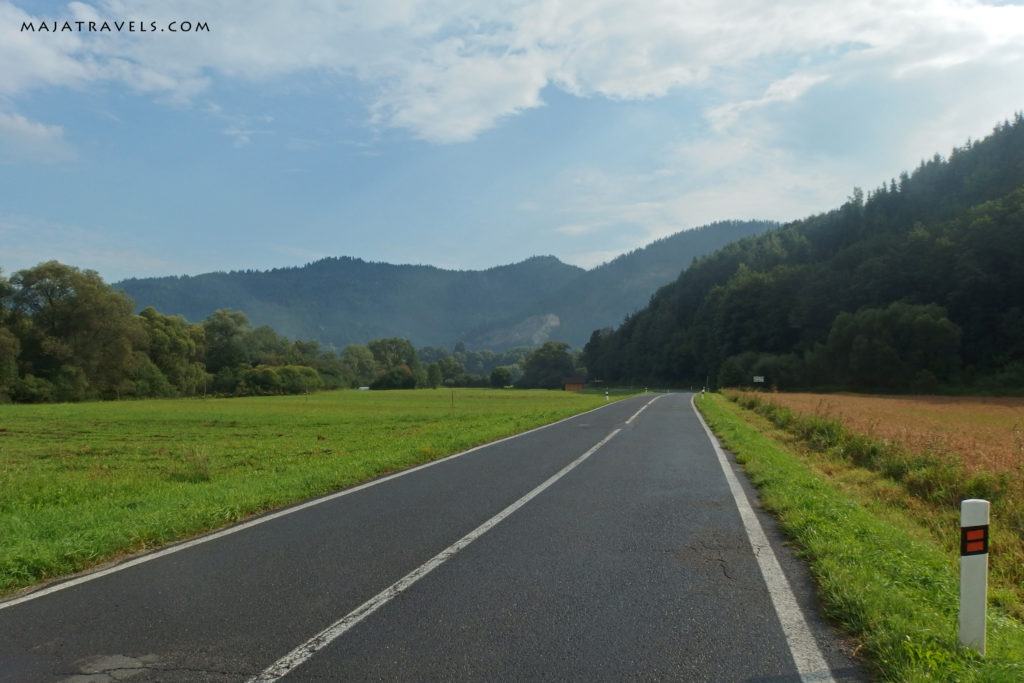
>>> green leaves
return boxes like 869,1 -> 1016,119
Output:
518,341 -> 577,389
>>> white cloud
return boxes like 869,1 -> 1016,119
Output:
0,110 -> 76,162
708,73 -> 831,131
368,45 -> 551,143
0,2 -> 94,93
4,0 -> 1023,144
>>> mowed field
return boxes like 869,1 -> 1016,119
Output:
0,388 -> 614,597
747,393 -> 1024,474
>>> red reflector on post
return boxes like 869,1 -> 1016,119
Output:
961,525 -> 989,556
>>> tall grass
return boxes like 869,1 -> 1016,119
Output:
725,390 -> 1024,617
0,389 -> 612,597
698,392 -> 1024,680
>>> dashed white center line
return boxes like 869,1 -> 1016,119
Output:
625,393 -> 662,423
248,426 -> 625,682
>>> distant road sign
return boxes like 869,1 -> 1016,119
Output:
753,376 -> 765,383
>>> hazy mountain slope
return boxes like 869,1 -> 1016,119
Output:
461,220 -> 775,348
119,256 -> 584,348
118,221 -> 775,350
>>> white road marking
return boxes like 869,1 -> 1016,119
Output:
0,400 -> 624,612
625,394 -> 662,424
248,428 -> 624,682
690,395 -> 836,683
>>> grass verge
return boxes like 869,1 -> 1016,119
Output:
727,390 -> 1024,618
0,388 -> 615,598
695,392 -> 1024,681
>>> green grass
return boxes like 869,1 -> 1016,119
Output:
695,392 -> 1024,681
0,388 -> 614,597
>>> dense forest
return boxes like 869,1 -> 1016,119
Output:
583,114 -> 1024,393
116,220 -> 774,350
0,261 -> 575,402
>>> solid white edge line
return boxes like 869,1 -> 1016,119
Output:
0,398 -> 631,611
248,427 -> 624,682
690,395 -> 836,683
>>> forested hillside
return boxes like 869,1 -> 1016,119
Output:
584,114 -> 1024,392
117,221 -> 773,350
117,256 -> 584,349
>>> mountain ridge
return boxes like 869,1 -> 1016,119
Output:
116,221 -> 775,350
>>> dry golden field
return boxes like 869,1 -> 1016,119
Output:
744,392 -> 1024,474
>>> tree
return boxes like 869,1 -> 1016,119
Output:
292,339 -> 322,365
250,325 -> 295,366
341,344 -> 378,387
489,366 -> 513,388
426,362 -> 443,388
126,351 -> 175,397
0,327 -> 19,401
368,337 -> 423,386
437,355 -> 464,383
0,268 -> 12,320
202,309 -> 253,375
308,350 -> 350,390
138,307 -> 207,395
518,341 -> 576,389
824,302 -> 962,391
278,365 -> 323,394
368,338 -> 419,372
241,365 -> 283,395
8,261 -> 141,400
371,364 -> 417,390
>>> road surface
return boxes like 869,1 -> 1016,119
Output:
0,392 -> 865,681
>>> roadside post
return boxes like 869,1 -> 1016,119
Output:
959,498 -> 990,655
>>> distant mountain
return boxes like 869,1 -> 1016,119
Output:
116,220 -> 774,350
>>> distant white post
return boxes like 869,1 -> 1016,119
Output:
959,498 -> 990,655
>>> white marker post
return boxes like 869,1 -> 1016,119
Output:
959,498 -> 990,655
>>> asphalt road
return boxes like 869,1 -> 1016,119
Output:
1,392 -> 866,681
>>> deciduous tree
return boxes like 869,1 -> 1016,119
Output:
9,261 -> 140,399
518,341 -> 576,389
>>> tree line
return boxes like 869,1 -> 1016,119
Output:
0,261 -> 584,403
583,114 -> 1024,393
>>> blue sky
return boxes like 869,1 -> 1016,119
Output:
2,1 -> 1023,283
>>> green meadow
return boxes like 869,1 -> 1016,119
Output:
0,389 -> 614,597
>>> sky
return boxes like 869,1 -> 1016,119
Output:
2,1 -> 1023,283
